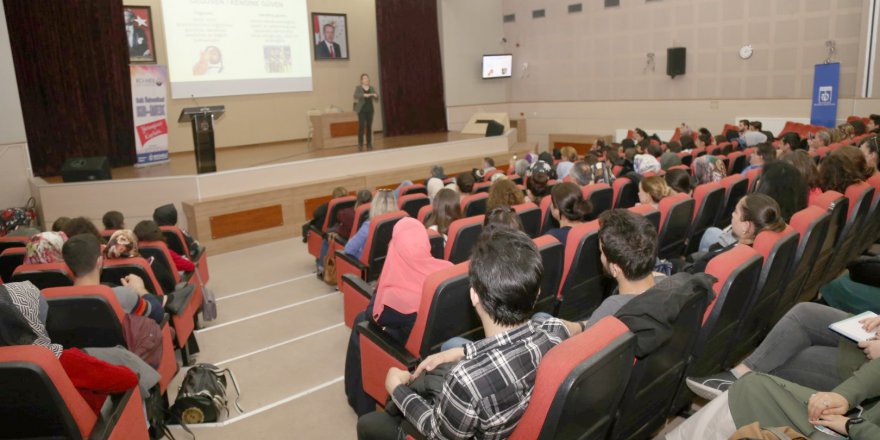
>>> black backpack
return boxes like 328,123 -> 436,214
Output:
172,364 -> 244,425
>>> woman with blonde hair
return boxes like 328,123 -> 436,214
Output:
344,189 -> 397,260
638,176 -> 674,209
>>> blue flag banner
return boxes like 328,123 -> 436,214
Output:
810,63 -> 840,128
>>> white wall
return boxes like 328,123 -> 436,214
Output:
438,0 -> 508,108
0,1 -> 26,145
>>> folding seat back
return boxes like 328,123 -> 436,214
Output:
532,235 -> 564,315
859,174 -> 880,253
484,169 -> 502,181
657,193 -> 695,259
539,196 -> 559,234
727,151 -> 747,174
827,182 -> 874,274
510,318 -> 636,440
137,241 -> 182,284
0,235 -> 28,254
727,227 -> 799,365
0,346 -> 149,440
100,257 -> 165,295
335,210 -> 407,286
473,181 -> 492,194
335,202 -> 374,251
800,192 -> 848,302
307,195 -> 357,258
416,204 -> 433,225
555,221 -> 604,320
582,183 -> 613,220
460,193 -> 488,217
398,193 -> 430,219
513,202 -> 541,237
445,215 -> 485,263
717,174 -> 749,227
612,177 -> 639,209
100,229 -> 118,242
610,284 -> 709,440
427,229 -> 445,259
399,183 -> 427,196
685,183 -> 725,255
159,225 -> 209,284
773,207 -> 830,322
0,247 -> 26,283
628,204 -> 660,230
11,263 -> 75,289
666,164 -> 689,172
679,154 -> 693,168
745,167 -> 763,193
690,246 -> 763,376
707,145 -> 722,156
358,263 -> 479,403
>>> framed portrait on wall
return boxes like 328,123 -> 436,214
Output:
312,13 -> 349,60
124,6 -> 157,63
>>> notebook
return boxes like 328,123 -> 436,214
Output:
829,311 -> 878,343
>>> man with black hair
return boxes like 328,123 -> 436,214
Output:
868,115 -> 880,133
741,121 -> 769,147
357,229 -> 581,439
742,142 -> 776,174
482,157 -> 496,173
455,171 -> 475,194
779,132 -> 801,155
660,141 -> 683,170
696,131 -> 713,149
738,119 -> 750,134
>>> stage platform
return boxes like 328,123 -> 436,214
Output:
32,129 -> 523,254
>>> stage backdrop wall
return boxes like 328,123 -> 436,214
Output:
0,1 -> 24,146
4,0 -> 136,177
124,0 -> 382,154
375,0 -> 447,136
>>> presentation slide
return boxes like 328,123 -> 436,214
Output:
161,0 -> 312,98
482,54 -> 512,79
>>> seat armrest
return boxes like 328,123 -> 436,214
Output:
357,321 -> 419,369
342,274 -> 373,300
335,236 -> 349,247
336,250 -> 368,272
88,387 -> 137,440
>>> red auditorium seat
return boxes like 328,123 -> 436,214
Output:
581,183 -> 613,220
416,204 -> 432,225
666,164 -> 689,172
532,235 -> 564,315
707,145 -> 722,156
628,204 -> 660,230
12,262 -> 75,289
612,177 -> 639,209
472,181 -> 492,194
727,151 -> 747,174
509,317 -> 636,440
99,229 -> 117,242
512,202 -> 541,238
398,183 -> 427,196
0,247 -> 26,284
610,277 -> 709,440
745,167 -> 762,193
555,221 -> 605,320
0,235 -> 28,254
337,211 -> 407,327
358,262 -> 479,404
858,174 -> 880,254
716,174 -> 749,227
484,169 -> 502,181
460,193 -> 488,217
538,196 -> 557,235
160,225 -> 209,284
727,226 -> 799,364
138,240 -> 204,339
397,193 -> 430,219
685,182 -> 725,255
800,191 -> 848,302
444,215 -> 484,264
824,182 -> 874,276
772,206 -> 830,323
307,195 -> 356,258
657,193 -> 695,259
427,229 -> 444,259
42,285 -> 179,394
0,346 -> 150,440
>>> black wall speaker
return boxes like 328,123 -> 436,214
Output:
667,47 -> 686,78
61,156 -> 112,182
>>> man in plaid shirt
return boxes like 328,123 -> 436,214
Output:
358,229 -> 584,439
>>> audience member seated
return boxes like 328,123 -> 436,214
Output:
344,189 -> 396,261
455,172 -> 475,195
634,149 -> 661,176
568,160 -> 593,186
680,135 -> 696,153
482,206 -> 525,235
779,132 -> 801,155
860,135 -> 879,177
809,130 -> 831,153
821,256 -> 880,315
106,229 -> 177,295
51,216 -> 70,233
482,157 -> 496,173
425,188 -> 462,244
819,146 -> 870,194
24,231 -> 67,265
153,203 -> 199,257
665,168 -> 693,196
870,115 -> 880,134
345,217 -> 453,415
62,217 -> 102,242
301,186 -> 347,242
618,145 -> 638,178
660,141 -> 683,170
740,120 -> 769,147
685,194 -> 785,274
487,178 -> 525,212
63,234 -> 169,325
133,220 -> 195,273
426,177 -> 444,200
356,229 -> 580,439
543,182 -> 592,247
694,155 -> 728,184
757,159 -> 808,215
525,170 -> 551,205
638,176 -> 674,209
555,146 -> 578,179
428,165 -> 446,181
675,306 -> 880,439
512,158 -> 530,177
101,210 -> 125,231
851,119 -> 867,136
317,190 -> 372,277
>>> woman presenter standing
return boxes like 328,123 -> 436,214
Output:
354,73 -> 379,151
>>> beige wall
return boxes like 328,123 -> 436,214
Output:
125,0 -> 382,153
500,0 -> 865,102
438,0 -> 508,107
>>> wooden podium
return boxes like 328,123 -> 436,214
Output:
309,112 -> 360,150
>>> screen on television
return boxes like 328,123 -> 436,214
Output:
482,54 -> 512,79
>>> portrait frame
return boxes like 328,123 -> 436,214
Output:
124,6 -> 157,64
312,13 -> 349,61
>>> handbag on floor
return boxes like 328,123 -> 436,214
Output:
323,233 -> 338,285
171,364 -> 244,425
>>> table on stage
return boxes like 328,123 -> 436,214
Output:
309,111 -> 360,150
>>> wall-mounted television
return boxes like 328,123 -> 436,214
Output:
482,54 -> 512,79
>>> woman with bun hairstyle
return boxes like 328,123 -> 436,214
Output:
638,176 -> 674,209
543,182 -> 593,247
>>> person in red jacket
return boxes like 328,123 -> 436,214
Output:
133,220 -> 195,272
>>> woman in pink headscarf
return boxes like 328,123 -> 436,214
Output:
345,217 -> 453,415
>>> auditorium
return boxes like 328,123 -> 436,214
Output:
2,0 -> 880,438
